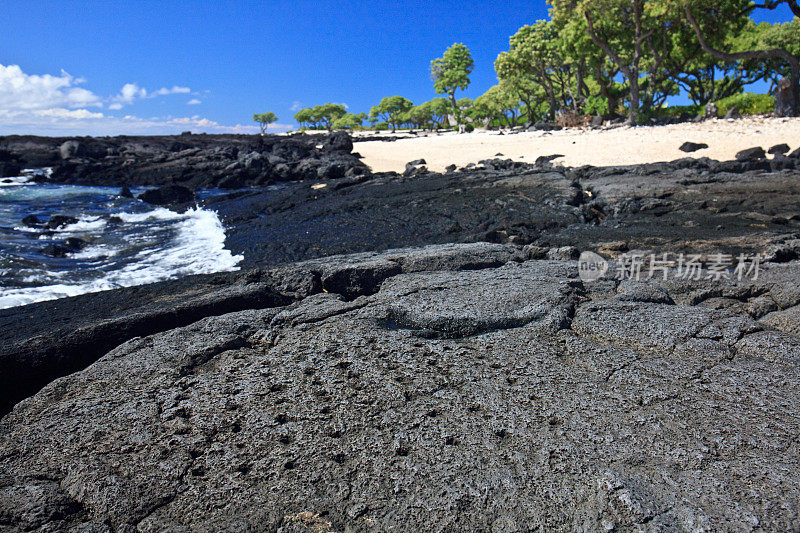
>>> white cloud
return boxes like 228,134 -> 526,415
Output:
111,83 -> 193,108
187,98 -> 201,105
152,85 -> 191,96
290,101 -> 303,112
0,64 -> 102,110
0,108 -> 291,136
34,108 -> 105,120
115,82 -> 147,104
0,64 -> 288,136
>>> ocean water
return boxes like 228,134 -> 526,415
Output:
0,172 -> 243,309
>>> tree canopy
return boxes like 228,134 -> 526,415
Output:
253,112 -> 278,135
293,103 -> 347,130
431,43 -> 475,124
370,96 -> 413,132
287,2 -> 799,133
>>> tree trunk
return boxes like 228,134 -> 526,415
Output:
585,7 -> 642,126
684,3 -> 799,117
576,57 -> 588,111
449,93 -> 459,126
520,96 -> 534,126
628,0 -> 645,126
628,74 -> 640,126
595,62 -> 616,117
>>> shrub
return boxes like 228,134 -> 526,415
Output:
463,123 -> 475,132
708,92 -> 774,117
582,95 -> 610,116
556,110 -> 591,127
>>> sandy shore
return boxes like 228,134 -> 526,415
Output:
354,116 -> 800,173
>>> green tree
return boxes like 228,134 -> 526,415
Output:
678,0 -> 799,116
293,108 -> 314,129
332,112 -> 365,130
474,84 -> 523,128
495,21 -> 587,122
549,0 -> 755,115
549,6 -> 630,117
565,0 -> 669,125
429,97 -> 452,129
310,103 -> 347,131
369,96 -> 413,132
253,112 -> 278,135
402,103 -> 435,130
730,19 -> 800,100
431,43 -> 475,124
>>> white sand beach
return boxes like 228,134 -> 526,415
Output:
354,117 -> 800,173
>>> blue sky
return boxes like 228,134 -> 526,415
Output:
0,1 -> 795,135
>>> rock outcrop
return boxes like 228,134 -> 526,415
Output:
2,243 -> 800,530
4,150 -> 800,529
138,184 -> 195,206
0,132 -> 369,189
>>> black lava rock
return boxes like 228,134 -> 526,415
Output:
138,185 -> 195,206
768,144 -> 791,156
41,243 -> 73,258
64,237 -> 87,251
0,162 -> 21,178
46,215 -> 79,229
0,133 -> 369,190
323,132 -> 353,154
680,142 -> 709,153
536,154 -> 564,166
119,186 -> 134,198
0,149 -> 23,177
22,215 -> 42,227
736,147 -> 766,162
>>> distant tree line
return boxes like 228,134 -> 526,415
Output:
276,0 -> 800,132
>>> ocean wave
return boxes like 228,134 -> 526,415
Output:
0,206 -> 243,309
56,216 -> 108,233
116,207 -> 186,223
0,176 -> 32,187
69,244 -> 119,260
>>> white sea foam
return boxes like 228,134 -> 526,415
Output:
57,216 -> 108,233
116,208 -> 185,223
0,176 -> 32,187
0,206 -> 243,309
70,244 -> 118,260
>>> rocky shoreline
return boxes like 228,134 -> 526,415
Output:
3,242 -> 800,530
2,133 -> 800,530
0,132 -> 369,189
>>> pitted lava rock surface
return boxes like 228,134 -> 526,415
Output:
2,243 -> 800,530
3,148 -> 800,529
